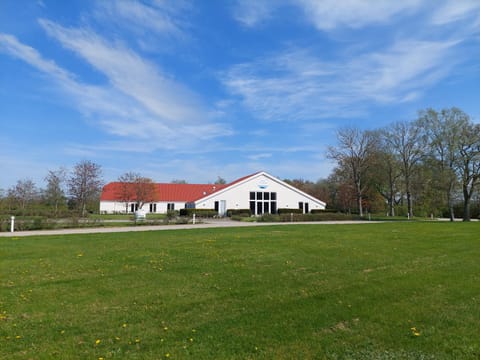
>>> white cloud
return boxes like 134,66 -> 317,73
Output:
95,0 -> 185,37
232,0 -> 423,30
296,0 -> 423,31
431,0 -> 480,25
232,0 -> 282,27
223,37 -> 460,121
1,30 -> 231,149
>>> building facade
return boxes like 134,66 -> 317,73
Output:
100,171 -> 326,215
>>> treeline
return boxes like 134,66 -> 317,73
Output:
0,160 -> 103,217
286,107 -> 480,221
2,107 -> 478,221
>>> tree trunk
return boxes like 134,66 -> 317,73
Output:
449,204 -> 455,222
357,194 -> 363,217
447,190 -> 455,221
463,186 -> 471,221
388,196 -> 395,216
406,191 -> 413,218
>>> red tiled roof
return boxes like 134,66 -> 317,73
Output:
100,182 -> 229,202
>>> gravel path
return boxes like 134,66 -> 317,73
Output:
0,219 -> 380,237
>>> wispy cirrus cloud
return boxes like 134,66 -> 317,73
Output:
225,0 -> 477,122
232,0 -> 282,27
94,0 -> 190,40
222,37 -> 459,121
431,0 -> 480,26
232,0 -> 424,30
0,20 -> 231,150
296,0 -> 424,31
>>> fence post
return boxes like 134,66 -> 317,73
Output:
10,216 -> 15,233
193,213 -> 196,225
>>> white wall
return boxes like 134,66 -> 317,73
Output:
100,172 -> 326,215
195,172 -> 325,215
100,201 -> 185,214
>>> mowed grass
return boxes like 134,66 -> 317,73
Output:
1,223 -> 479,359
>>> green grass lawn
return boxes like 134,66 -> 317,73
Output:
1,223 -> 479,359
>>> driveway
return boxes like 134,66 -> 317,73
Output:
0,218 -> 379,237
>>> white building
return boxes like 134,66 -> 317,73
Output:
100,171 -> 326,216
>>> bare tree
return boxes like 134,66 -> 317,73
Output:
327,127 -> 378,216
68,160 -> 103,217
370,146 -> 402,217
117,172 -> 158,211
133,177 -> 157,210
44,167 -> 67,217
9,179 -> 37,212
382,121 -> 425,218
117,172 -> 140,213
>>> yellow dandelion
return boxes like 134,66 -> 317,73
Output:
414,332 -> 421,336
189,338 -> 193,342
135,339 -> 141,343
164,326 -> 168,331
122,323 -> 128,328
165,353 -> 170,358
95,339 -> 101,345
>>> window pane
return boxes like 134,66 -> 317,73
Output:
270,192 -> 277,200
264,202 -> 269,213
257,192 -> 263,200
257,201 -> 263,215
271,201 -> 277,214
250,201 -> 256,214
264,192 -> 270,200
250,192 -> 255,200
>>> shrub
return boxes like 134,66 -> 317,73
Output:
179,208 -> 217,217
227,209 -> 252,217
277,208 -> 303,214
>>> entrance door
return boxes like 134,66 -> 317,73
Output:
219,200 -> 227,216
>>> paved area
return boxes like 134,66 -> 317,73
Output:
0,219 -> 381,237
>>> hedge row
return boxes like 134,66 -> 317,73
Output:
226,209 -> 252,217
277,208 -> 303,214
255,212 -> 365,222
179,208 -> 218,217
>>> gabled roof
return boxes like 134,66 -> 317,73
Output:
100,182 -> 228,202
100,171 -> 326,207
193,171 -> 326,207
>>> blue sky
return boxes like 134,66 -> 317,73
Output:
1,0 -> 479,189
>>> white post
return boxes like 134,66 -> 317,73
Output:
10,216 -> 15,233
193,213 -> 196,225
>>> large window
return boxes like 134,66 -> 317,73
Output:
249,192 -> 277,215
